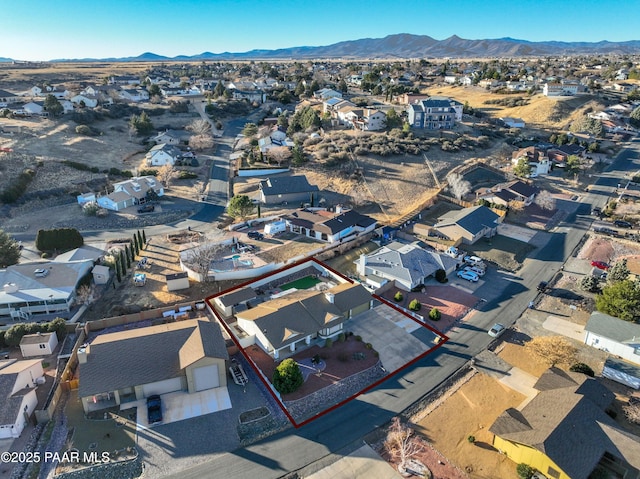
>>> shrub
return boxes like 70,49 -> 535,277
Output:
408,299 -> 421,311
467,435 -> 476,443
365,342 -> 372,349
82,201 -> 99,216
516,463 -> 534,479
0,168 -> 36,203
394,291 -> 404,302
139,169 -> 158,177
178,171 -> 198,180
435,269 -> 447,283
355,335 -> 362,342
570,362 -> 595,377
41,252 -> 50,258
272,358 -> 303,394
338,332 -> 346,343
325,338 -> 333,348
429,308 -> 441,321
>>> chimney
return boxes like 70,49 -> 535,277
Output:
358,254 -> 367,276
77,346 -> 88,364
324,292 -> 335,304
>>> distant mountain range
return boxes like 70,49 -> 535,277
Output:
5,34 -> 640,62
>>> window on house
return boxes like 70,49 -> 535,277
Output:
39,344 -> 46,349
634,346 -> 640,356
547,466 -> 560,479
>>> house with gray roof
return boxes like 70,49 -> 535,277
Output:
258,175 -> 319,205
235,282 -> 373,359
585,311 -> 640,366
434,205 -> 502,245
285,208 -> 377,243
0,260 -> 94,319
145,143 -> 183,166
407,96 -> 461,129
490,367 -> 640,479
78,319 -> 228,413
0,359 -> 43,438
152,129 -> 192,146
356,241 -> 459,291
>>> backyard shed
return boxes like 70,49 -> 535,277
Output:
20,332 -> 58,358
166,272 -> 189,292
91,264 -> 110,285
602,357 -> 640,389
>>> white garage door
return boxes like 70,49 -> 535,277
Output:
142,377 -> 183,397
193,364 -> 219,392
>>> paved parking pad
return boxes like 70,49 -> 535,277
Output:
349,305 -> 440,373
135,387 -> 232,428
542,315 -> 586,342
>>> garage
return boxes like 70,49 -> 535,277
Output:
349,301 -> 371,318
142,377 -> 183,397
193,364 -> 219,392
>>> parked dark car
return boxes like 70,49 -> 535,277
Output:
147,395 -> 162,424
592,207 -> 602,216
614,220 -> 633,229
138,204 -> 155,213
247,231 -> 264,240
537,281 -> 548,293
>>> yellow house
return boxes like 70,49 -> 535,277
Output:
490,368 -> 640,479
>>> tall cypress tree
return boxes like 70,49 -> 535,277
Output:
141,230 -> 147,246
124,244 -> 132,269
119,250 -> 126,276
133,234 -> 140,256
115,254 -> 122,282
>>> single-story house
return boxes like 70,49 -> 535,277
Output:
502,180 -> 538,204
145,143 -> 183,166
70,94 -> 98,108
490,367 -> 640,479
20,332 -> 58,358
547,143 -> 586,166
76,192 -> 96,206
314,88 -> 342,101
0,359 -> 43,438
97,176 -> 164,211
285,208 -> 377,243
356,241 -> 459,291
258,175 -> 319,205
22,102 -> 46,116
585,311 -> 640,366
236,282 -> 373,359
78,319 -> 229,413
213,286 -> 257,317
434,205 -> 502,245
232,89 -> 266,103
0,260 -> 94,318
119,88 -> 149,103
0,89 -> 22,104
152,129 -> 192,146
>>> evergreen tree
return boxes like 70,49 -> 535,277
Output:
125,244 -> 132,269
142,230 -> 147,245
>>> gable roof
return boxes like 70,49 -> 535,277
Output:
363,242 -> 458,286
319,210 -> 376,234
236,283 -> 370,350
20,332 -> 55,346
585,311 -> 640,343
79,319 -> 228,397
435,205 -> 500,236
490,368 -> 640,479
217,286 -> 257,308
0,360 -> 41,426
259,175 -> 319,196
147,143 -> 182,158
506,180 -> 537,198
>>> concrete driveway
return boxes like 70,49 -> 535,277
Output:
498,223 -> 537,243
304,444 -> 402,479
542,315 -> 586,342
135,387 -> 232,429
348,305 -> 439,373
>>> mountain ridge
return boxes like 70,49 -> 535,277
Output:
5,33 -> 640,63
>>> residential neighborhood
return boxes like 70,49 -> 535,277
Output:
1,30 -> 640,479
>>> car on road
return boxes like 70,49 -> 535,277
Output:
138,204 -> 155,213
594,226 -> 617,236
614,220 -> 633,229
537,281 -> 548,292
457,270 -> 479,282
488,323 -> 506,338
591,260 -> 610,270
247,231 -> 264,240
147,395 -> 162,425
464,266 -> 485,277
592,207 -> 602,216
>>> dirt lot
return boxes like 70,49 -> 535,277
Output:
413,373 -> 522,479
466,235 -> 536,271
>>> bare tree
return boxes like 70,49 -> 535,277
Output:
535,190 -> 556,211
74,284 -> 95,306
182,243 -> 225,282
384,417 -> 423,472
446,173 -> 471,200
525,336 -> 577,366
267,146 -> 292,166
156,164 -> 175,188
622,402 -> 640,425
189,134 -> 214,151
187,119 -> 211,136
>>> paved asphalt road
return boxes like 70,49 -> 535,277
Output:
164,137 -> 640,479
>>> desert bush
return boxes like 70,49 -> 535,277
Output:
435,269 -> 447,283
82,201 -> 99,216
75,125 -> 97,136
429,308 -> 441,321
365,342 -> 373,349
409,299 -> 421,311
0,168 -> 36,203
272,358 -> 303,394
178,171 -> 198,179
516,463 -> 534,479
570,362 -> 595,377
394,291 -> 404,302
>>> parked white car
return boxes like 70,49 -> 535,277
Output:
464,266 -> 485,277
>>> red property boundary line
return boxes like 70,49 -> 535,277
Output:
205,257 -> 449,428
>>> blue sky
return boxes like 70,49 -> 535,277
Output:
4,0 -> 639,61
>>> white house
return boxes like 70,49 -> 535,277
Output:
70,94 -> 98,108
97,176 -> 164,211
20,332 -> 58,358
344,109 -> 386,131
511,146 -> 551,176
585,312 -> 640,366
145,143 -> 182,166
0,359 -> 43,438
22,102 -> 46,116
119,89 -> 149,103
500,117 -> 525,129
